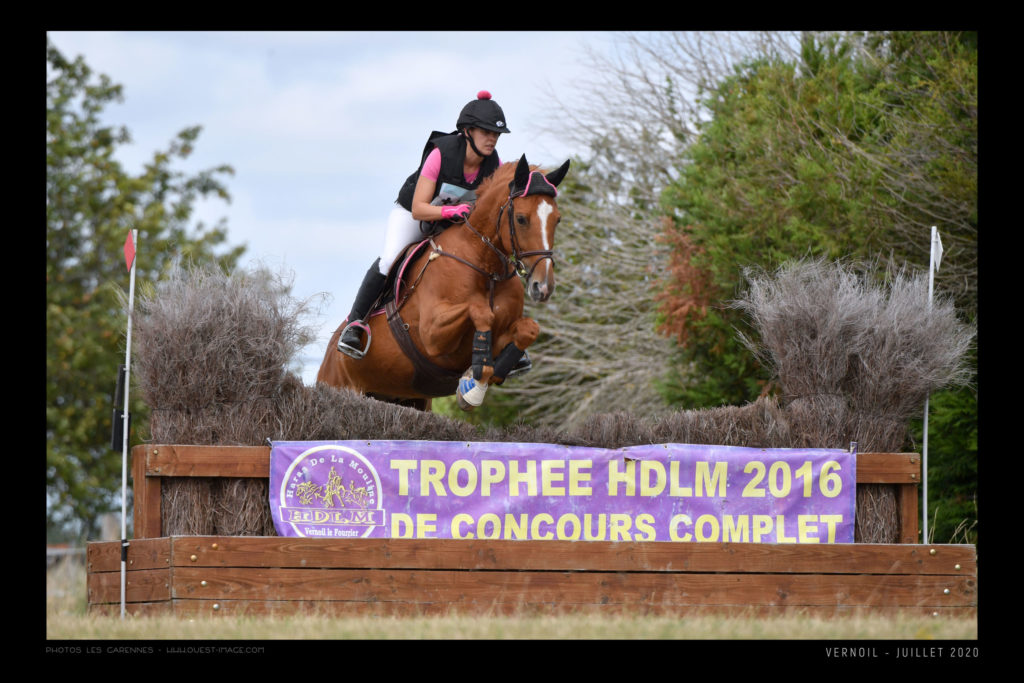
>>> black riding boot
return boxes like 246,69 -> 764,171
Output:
338,259 -> 388,359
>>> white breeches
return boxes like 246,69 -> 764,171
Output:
378,204 -> 423,275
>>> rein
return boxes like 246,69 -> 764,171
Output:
433,191 -> 555,308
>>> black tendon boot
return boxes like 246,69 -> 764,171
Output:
338,260 -> 388,359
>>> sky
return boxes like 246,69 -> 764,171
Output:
47,30 -> 625,384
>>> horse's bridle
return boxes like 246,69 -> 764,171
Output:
430,190 -> 555,308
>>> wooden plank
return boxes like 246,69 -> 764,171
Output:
87,567 -> 171,604
857,453 -> 921,484
168,537 -> 977,576
136,444 -> 270,478
133,445 -> 919,485
167,597 -> 976,619
132,446 -> 162,538
168,566 -> 975,608
87,537 -> 171,573
898,484 -> 920,544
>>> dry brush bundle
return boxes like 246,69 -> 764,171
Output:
731,258 -> 975,541
134,262 -> 324,535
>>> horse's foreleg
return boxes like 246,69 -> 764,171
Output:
491,317 -> 540,383
467,301 -> 496,384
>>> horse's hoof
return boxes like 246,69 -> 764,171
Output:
456,371 -> 487,410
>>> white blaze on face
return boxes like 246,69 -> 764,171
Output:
535,199 -> 554,279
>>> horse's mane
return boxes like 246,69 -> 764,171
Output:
474,160 -> 517,200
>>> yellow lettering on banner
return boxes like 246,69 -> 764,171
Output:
610,513 -> 632,540
416,513 -> 436,538
753,514 -> 773,542
819,514 -> 842,543
798,515 -> 820,543
531,513 -> 554,539
696,461 -> 728,497
583,513 -> 607,541
635,514 -> 657,541
421,460 -> 446,496
769,462 -> 792,498
776,515 -> 797,543
390,460 -> 417,496
541,460 -> 565,496
669,461 -> 693,497
641,461 -> 666,497
557,513 -> 580,540
448,459 -> 477,497
569,460 -> 593,495
391,513 -> 413,538
505,513 -> 528,540
452,513 -> 473,539
480,460 -> 505,496
695,514 -> 719,542
478,513 -> 501,540
669,514 -> 693,542
608,459 -> 636,496
743,461 -> 766,497
723,515 -> 749,542
509,460 -> 538,496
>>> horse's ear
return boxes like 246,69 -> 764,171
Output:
512,154 -> 531,194
545,159 -> 571,188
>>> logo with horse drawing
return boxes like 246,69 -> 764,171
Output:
274,443 -> 385,538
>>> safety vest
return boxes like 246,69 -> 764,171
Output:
395,131 -> 501,211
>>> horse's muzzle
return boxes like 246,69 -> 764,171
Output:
529,271 -> 555,302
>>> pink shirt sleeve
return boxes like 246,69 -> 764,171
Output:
420,148 -> 442,181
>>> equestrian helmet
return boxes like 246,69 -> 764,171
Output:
457,91 -> 510,134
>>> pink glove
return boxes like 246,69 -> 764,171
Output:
441,204 -> 471,221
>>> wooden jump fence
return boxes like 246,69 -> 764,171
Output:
86,444 -> 977,617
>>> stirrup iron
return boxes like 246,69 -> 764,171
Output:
338,320 -> 372,359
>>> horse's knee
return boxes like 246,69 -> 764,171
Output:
511,318 -> 540,349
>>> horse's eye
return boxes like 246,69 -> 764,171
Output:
515,214 -> 528,227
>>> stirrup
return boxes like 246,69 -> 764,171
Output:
506,351 -> 532,378
338,320 -> 372,359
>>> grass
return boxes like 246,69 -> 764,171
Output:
47,558 -> 977,641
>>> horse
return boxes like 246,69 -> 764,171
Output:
317,154 -> 570,411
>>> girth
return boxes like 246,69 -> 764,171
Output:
385,298 -> 462,397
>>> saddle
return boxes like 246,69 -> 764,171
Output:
371,239 -> 462,397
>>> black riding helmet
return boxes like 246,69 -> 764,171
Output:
457,90 -> 511,134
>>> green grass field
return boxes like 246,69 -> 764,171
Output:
47,558 -> 977,640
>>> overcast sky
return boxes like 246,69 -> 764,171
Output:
47,30 -> 627,384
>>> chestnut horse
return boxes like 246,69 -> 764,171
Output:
317,154 -> 570,411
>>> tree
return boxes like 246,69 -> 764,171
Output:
657,31 -> 977,407
46,41 -> 245,540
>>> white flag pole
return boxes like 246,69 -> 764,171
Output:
120,229 -> 137,619
922,226 -> 942,544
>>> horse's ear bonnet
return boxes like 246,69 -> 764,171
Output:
510,155 -> 571,199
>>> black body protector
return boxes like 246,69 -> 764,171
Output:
395,132 -> 501,235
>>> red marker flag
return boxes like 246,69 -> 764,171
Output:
123,231 -> 136,271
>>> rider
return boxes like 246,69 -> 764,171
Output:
338,90 -> 518,365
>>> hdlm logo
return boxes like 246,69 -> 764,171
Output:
277,444 -> 384,538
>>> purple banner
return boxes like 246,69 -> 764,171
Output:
270,441 -> 856,543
